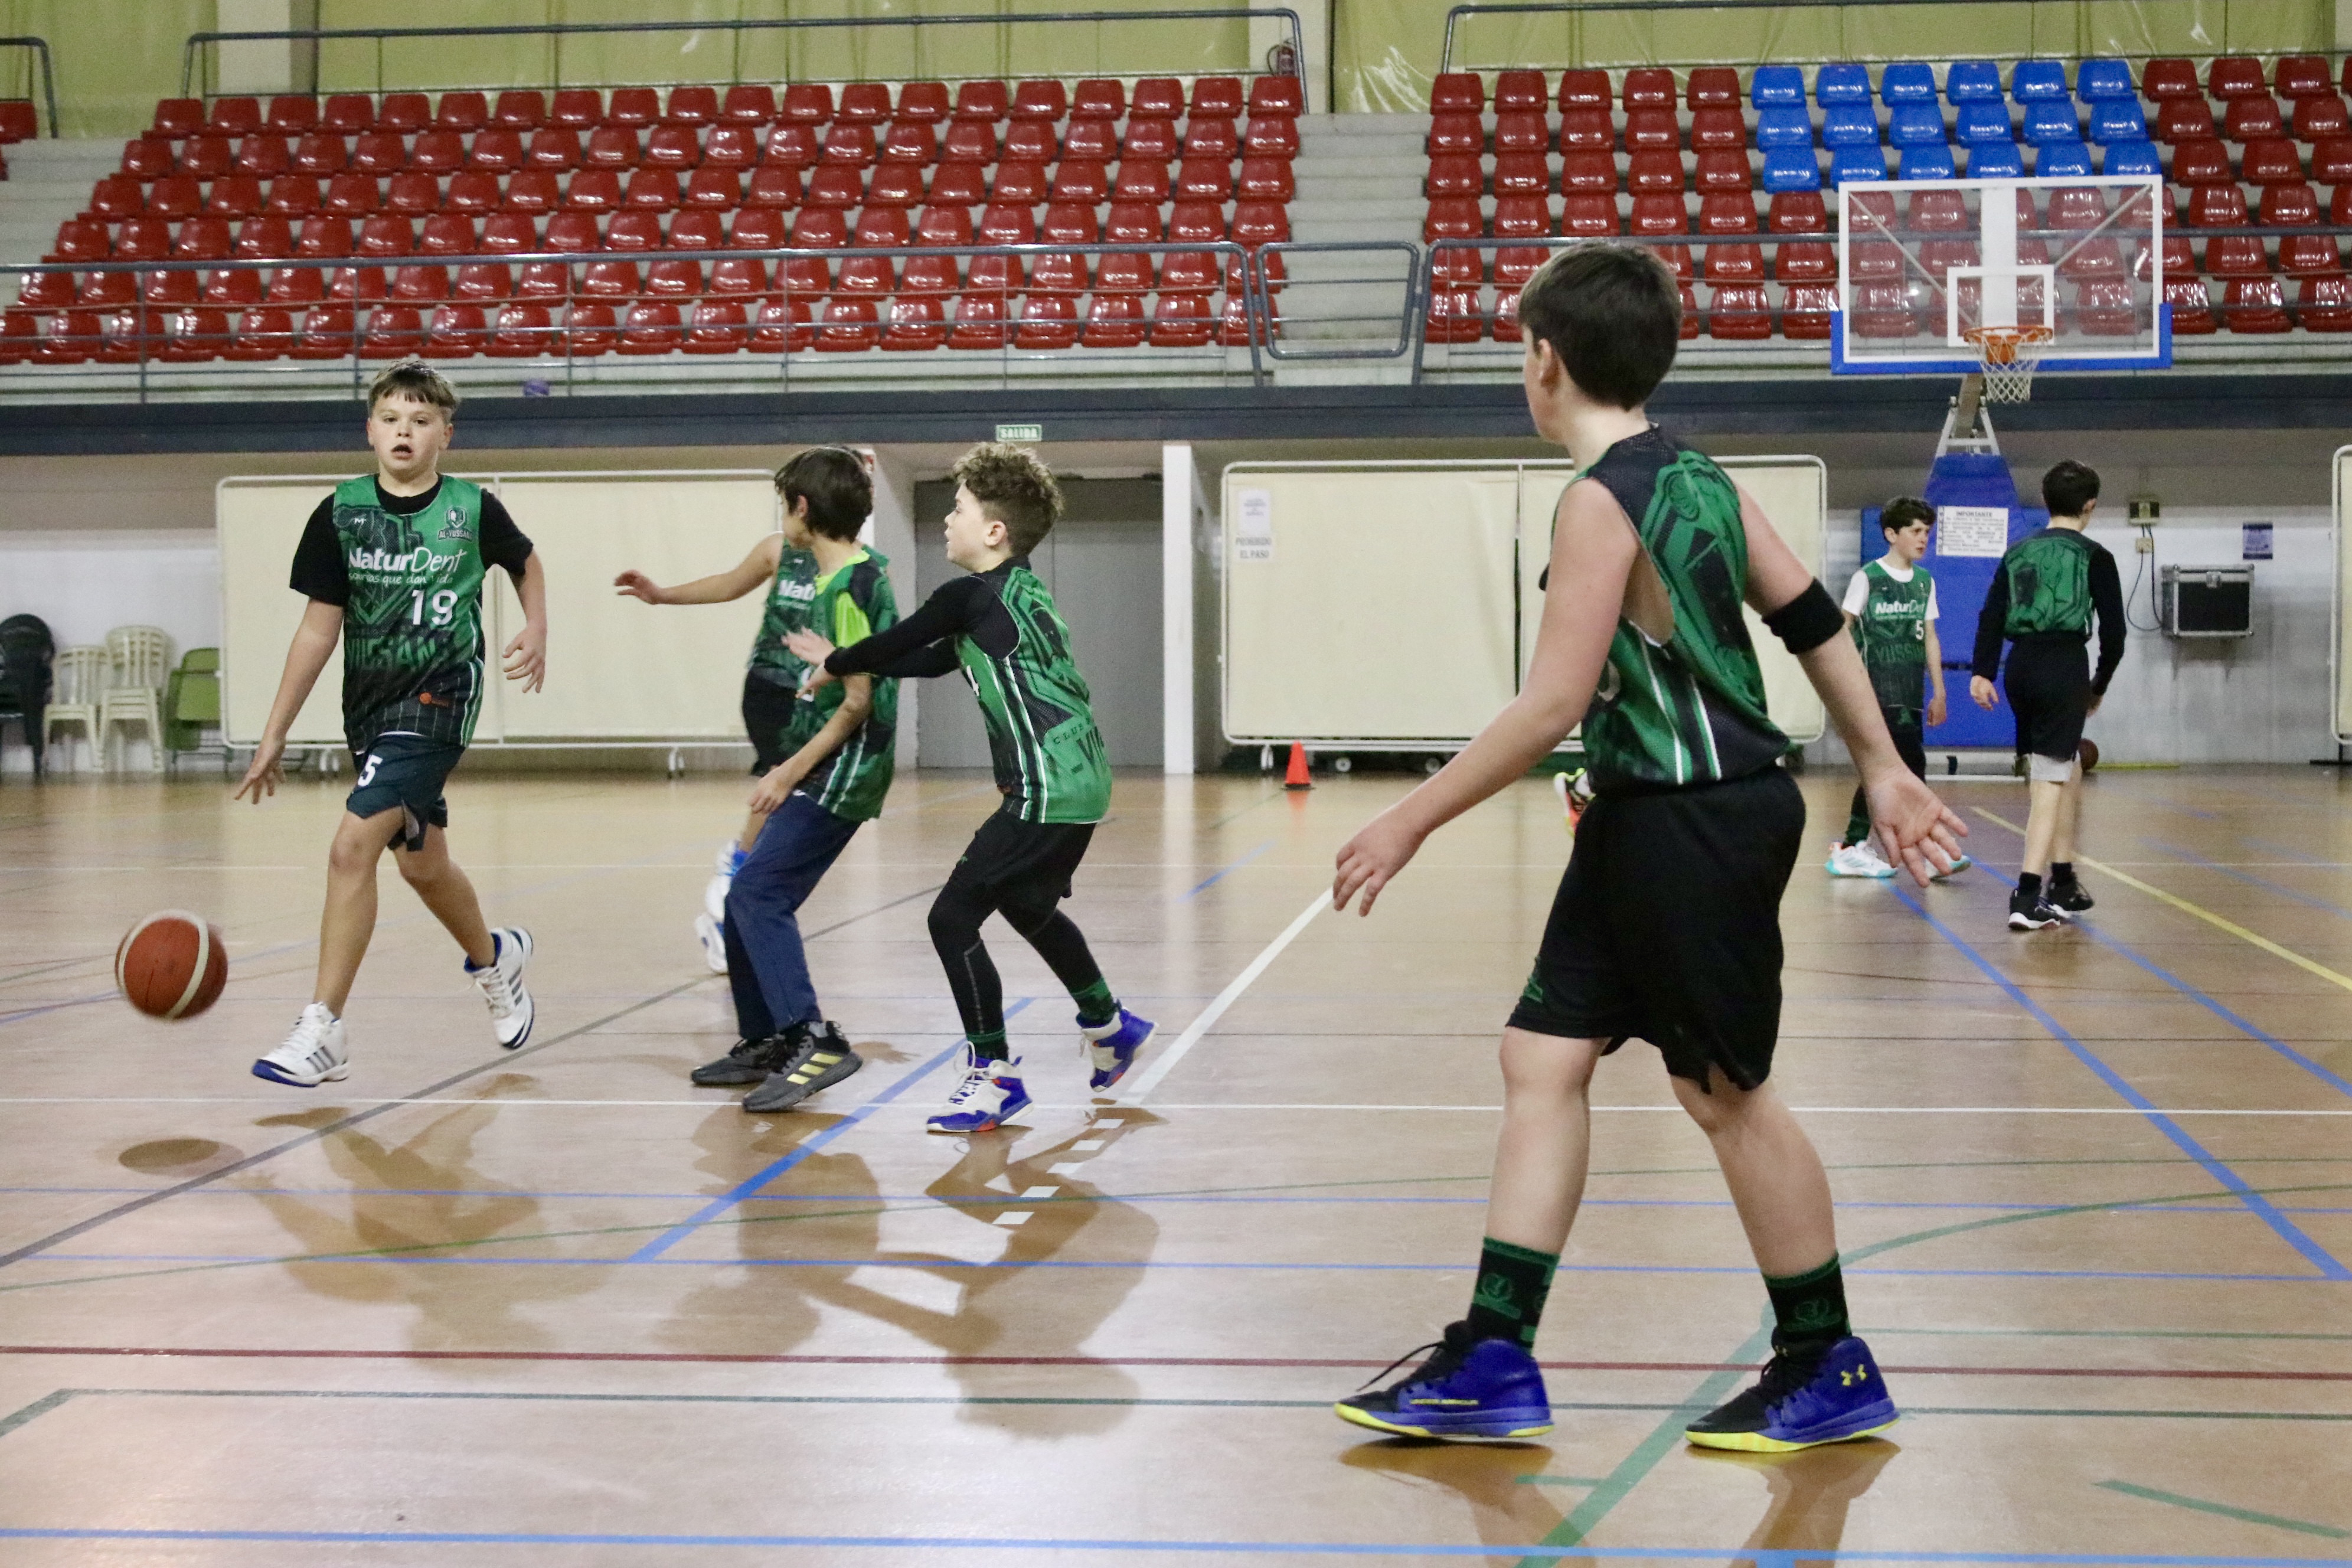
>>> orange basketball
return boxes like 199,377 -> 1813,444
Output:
116,911 -> 230,1021
2078,738 -> 2101,773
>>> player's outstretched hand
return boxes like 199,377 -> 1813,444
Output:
503,622 -> 547,692
1969,674 -> 2000,711
1867,769 -> 1969,887
612,569 -> 665,605
1333,809 -> 1426,917
783,628 -> 838,692
233,736 -> 285,804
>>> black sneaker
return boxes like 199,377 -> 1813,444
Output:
690,1028 -> 803,1087
742,1022 -> 863,1113
2007,888 -> 2065,930
2047,877 -> 2094,914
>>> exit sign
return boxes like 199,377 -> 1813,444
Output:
995,423 -> 1043,443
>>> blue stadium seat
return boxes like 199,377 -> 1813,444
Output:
1751,66 -> 1805,108
1955,102 -> 2014,145
1889,103 -> 1947,148
1820,104 -> 1880,148
2101,139 -> 2162,177
1755,106 -> 1815,149
1965,140 -> 2024,177
2010,61 -> 2069,101
1815,63 -> 1872,105
1945,61 -> 2004,103
1830,143 -> 1888,184
1760,145 -> 1822,190
2075,59 -> 2136,102
2033,139 -> 2092,177
2022,100 -> 2082,144
1898,143 -> 1956,179
1880,63 -> 1938,104
2087,100 -> 2146,145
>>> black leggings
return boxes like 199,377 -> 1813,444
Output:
926,810 -> 1106,1043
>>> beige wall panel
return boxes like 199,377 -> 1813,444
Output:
488,474 -> 775,740
219,477 -> 354,747
1222,468 -> 1521,743
2336,447 -> 2352,743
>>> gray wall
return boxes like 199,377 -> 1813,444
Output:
910,478 -> 1165,771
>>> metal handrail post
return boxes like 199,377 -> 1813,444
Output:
0,37 -> 58,136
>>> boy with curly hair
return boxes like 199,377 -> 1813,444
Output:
789,444 -> 1154,1133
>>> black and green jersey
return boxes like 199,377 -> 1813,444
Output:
746,542 -> 822,688
781,548 -> 900,821
1998,528 -> 2095,636
1567,429 -> 1789,793
1846,559 -> 1934,714
322,475 -> 492,753
824,556 -> 1112,825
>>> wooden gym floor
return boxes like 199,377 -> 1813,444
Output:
0,763 -> 2346,1565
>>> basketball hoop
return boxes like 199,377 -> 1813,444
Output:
1962,324 -> 2055,403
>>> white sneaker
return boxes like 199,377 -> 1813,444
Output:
694,912 -> 729,974
468,927 -> 535,1049
926,1044 -> 1032,1134
705,838 -> 746,923
1826,842 -> 1898,879
253,1003 -> 349,1087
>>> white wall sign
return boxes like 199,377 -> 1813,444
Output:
1233,488 -> 1274,561
1938,505 -> 2011,557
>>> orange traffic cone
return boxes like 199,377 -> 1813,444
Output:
1283,742 -> 1312,790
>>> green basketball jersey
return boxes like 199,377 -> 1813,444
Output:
958,564 -> 1112,824
330,474 -> 490,753
2001,528 -> 2095,637
746,542 -> 821,687
784,548 -> 900,821
1574,430 -> 1789,792
1850,558 -> 1933,714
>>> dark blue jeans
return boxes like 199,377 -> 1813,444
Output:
723,791 -> 863,1039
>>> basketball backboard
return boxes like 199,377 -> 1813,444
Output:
1829,176 -> 2171,378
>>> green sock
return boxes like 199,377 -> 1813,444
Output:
1072,978 -> 1118,1030
1764,1255 -> 1850,1355
1465,1237 -> 1558,1348
967,1030 -> 1009,1063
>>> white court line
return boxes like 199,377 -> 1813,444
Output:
10,1097 -> 2347,1116
1117,888 -> 1331,1105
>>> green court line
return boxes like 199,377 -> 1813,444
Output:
2098,1481 -> 2351,1539
1517,1476 -> 1609,1488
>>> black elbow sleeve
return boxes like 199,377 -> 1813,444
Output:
1762,580 -> 1844,655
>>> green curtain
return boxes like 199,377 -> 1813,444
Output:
2,0 -> 214,135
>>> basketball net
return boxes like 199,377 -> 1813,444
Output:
1961,324 -> 2054,403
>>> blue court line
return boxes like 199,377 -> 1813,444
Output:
619,1004 -> 1027,1264
2145,839 -> 2352,923
1971,861 -> 2352,1102
0,1532 -> 2343,1564
1182,838 -> 1274,899
2240,834 -> 2333,865
1889,884 -> 2352,1282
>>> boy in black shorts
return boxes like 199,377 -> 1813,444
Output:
234,360 -> 546,1086
1969,461 -> 2125,930
1325,246 -> 1964,1448
788,443 -> 1155,1133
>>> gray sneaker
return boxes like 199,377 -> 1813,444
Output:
743,1022 -> 863,1113
691,1029 -> 802,1087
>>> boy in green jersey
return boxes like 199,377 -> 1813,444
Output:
234,361 -> 547,1087
625,449 -> 899,1111
1827,497 -> 1967,879
615,455 -> 834,973
789,443 -> 1155,1133
1969,461 -> 2125,930
1326,246 -> 1964,1448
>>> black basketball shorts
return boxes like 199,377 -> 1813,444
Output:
345,733 -> 463,852
742,669 -> 804,776
945,803 -> 1096,917
2003,636 -> 2092,775
1507,766 -> 1807,1091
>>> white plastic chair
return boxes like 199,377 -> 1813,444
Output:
101,625 -> 171,772
41,645 -> 109,769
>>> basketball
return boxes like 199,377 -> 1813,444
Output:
115,911 -> 230,1021
2079,739 -> 2101,772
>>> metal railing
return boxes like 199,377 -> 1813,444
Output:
1,240 -> 1268,394
1442,0 -> 2304,76
0,36 -> 57,138
1251,241 -> 1422,359
182,10 -> 1306,104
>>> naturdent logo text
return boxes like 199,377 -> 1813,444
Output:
348,545 -> 463,574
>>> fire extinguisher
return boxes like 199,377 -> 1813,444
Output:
1266,40 -> 1298,77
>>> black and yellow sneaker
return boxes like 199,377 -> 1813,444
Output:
690,1031 -> 799,1087
742,1022 -> 863,1113
1685,1337 -> 1898,1452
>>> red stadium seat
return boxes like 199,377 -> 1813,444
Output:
152,97 -> 205,137
1052,159 -> 1110,203
1429,72 -> 1483,114
528,127 -> 584,170
266,96 -> 318,134
211,97 -> 262,135
1624,109 -> 1679,151
349,132 -> 404,177
782,84 -> 834,125
884,120 -> 940,164
722,85 -> 778,125
730,206 -> 788,248
494,90 -> 546,129
1123,117 -> 1178,162
927,162 -> 987,205
2168,139 -> 2232,185
1688,67 -> 1740,109
1560,107 -> 1611,151
624,168 -> 682,211
765,123 -> 821,170
1492,152 -> 1549,197
1493,111 -> 1548,156
585,126 -> 640,168
1629,149 -> 1682,194
994,160 -> 1050,204
606,87 -> 660,129
179,136 -> 233,178
897,82 -> 950,123
1694,149 -> 1754,192
236,135 -> 290,178
2154,98 -> 2217,143
703,124 -> 760,169
865,163 -> 925,207
952,80 -> 1008,123
2141,58 -> 2199,100
1691,108 -> 1747,152
207,175 -> 264,219
823,122 -> 879,168
1184,116 -> 1239,160
1064,117 -> 1117,161
1174,158 -> 1233,201
1012,79 -> 1068,122
419,213 -> 476,256
1072,78 -> 1125,120
2208,57 -> 2266,99
378,93 -> 430,133
2293,94 -> 2350,140
2295,273 -> 2352,330
644,124 -> 701,168
453,262 -> 511,299
603,210 -> 664,251
665,85 -> 719,127
1113,159 -> 1171,202
565,169 -> 623,212
444,171 -> 499,214
482,301 -> 556,356
383,171 -> 439,217
436,91 -> 489,132
2223,96 -> 2284,141
2222,274 -> 2290,331
1131,77 -> 1184,119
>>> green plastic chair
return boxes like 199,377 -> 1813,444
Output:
163,646 -> 222,769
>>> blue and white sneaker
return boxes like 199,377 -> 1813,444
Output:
465,927 -> 534,1050
1684,1336 -> 1899,1451
1825,842 -> 1898,879
704,838 -> 747,924
926,1044 -> 1031,1134
1334,1321 -> 1554,1440
1080,1006 -> 1157,1092
694,912 -> 729,975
